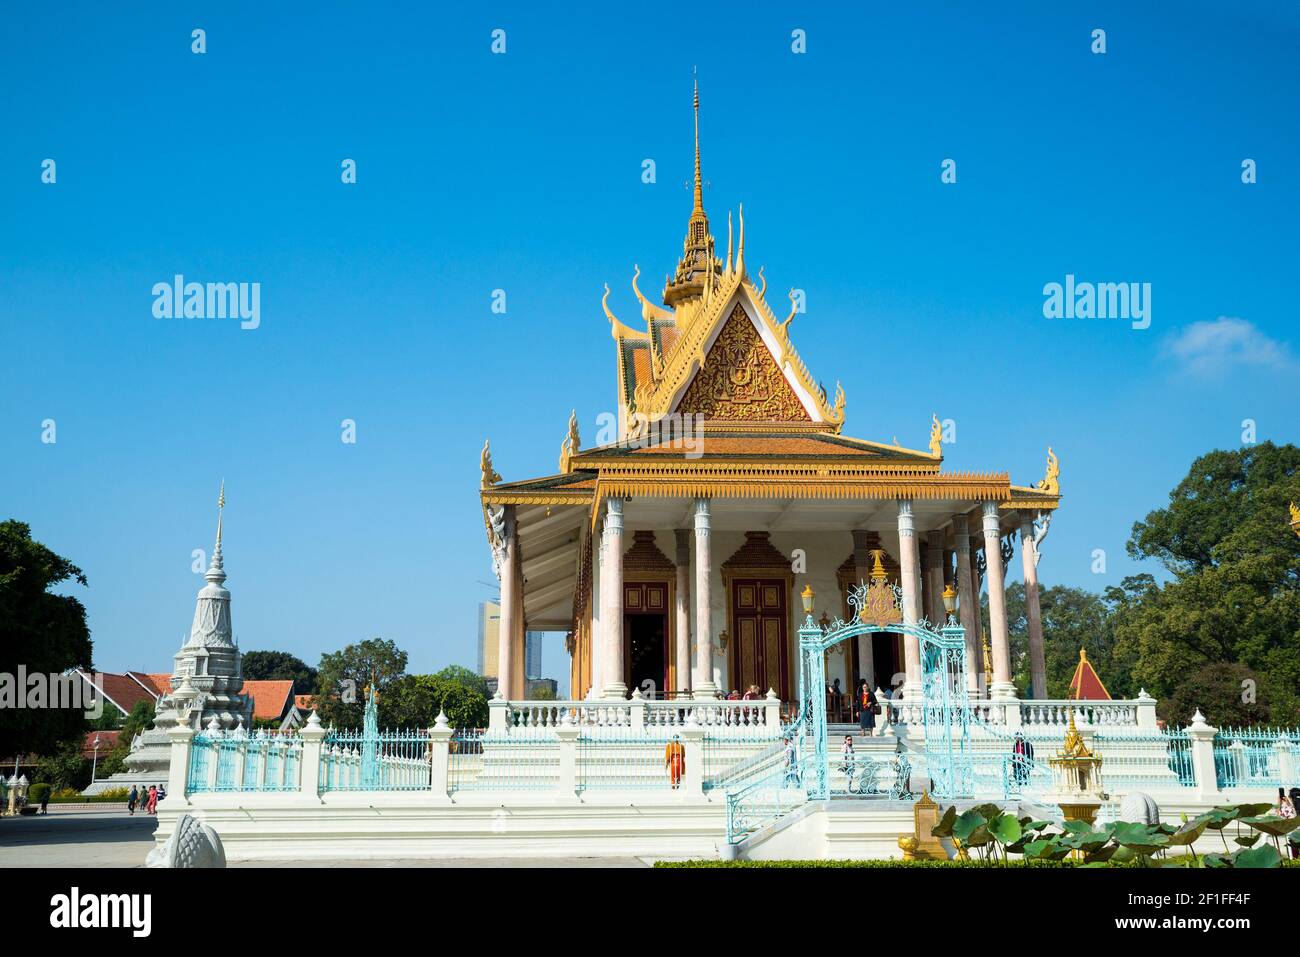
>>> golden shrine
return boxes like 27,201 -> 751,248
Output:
480,82 -> 1062,703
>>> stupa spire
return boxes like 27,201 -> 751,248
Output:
663,72 -> 720,309
692,72 -> 703,214
210,479 -> 226,582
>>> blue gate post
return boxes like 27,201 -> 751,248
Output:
797,617 -> 824,799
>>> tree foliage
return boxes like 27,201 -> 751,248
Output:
1112,443 -> 1300,725
1004,582 -> 1134,699
241,650 -> 318,694
381,669 -> 490,730
0,520 -> 94,758
313,638 -> 408,729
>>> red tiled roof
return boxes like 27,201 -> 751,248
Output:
1068,650 -> 1111,701
239,680 -> 294,721
78,670 -> 159,715
293,694 -> 316,710
130,672 -> 171,697
82,730 -> 121,759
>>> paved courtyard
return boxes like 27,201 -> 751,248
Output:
0,809 -> 649,867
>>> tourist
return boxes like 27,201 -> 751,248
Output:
859,683 -> 877,735
783,736 -> 801,787
1289,788 -> 1300,859
839,735 -> 855,774
664,735 -> 685,789
145,784 -> 158,815
157,785 -> 167,804
127,785 -> 138,815
1011,732 -> 1034,786
39,788 -> 49,815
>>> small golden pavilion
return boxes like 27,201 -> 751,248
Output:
481,83 -> 1061,703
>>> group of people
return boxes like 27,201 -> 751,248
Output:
127,784 -> 164,815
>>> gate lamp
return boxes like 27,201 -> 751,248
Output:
801,584 -> 815,616
942,584 -> 958,616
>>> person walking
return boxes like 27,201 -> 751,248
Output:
859,683 -> 877,735
145,784 -> 158,815
127,785 -> 138,816
664,735 -> 686,789
1011,732 -> 1034,787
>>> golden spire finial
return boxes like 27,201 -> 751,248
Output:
692,68 -> 702,214
1290,502 -> 1300,539
1037,447 -> 1061,495
929,413 -> 942,457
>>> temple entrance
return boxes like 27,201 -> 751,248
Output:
729,577 -> 789,696
871,632 -> 903,691
625,612 -> 666,698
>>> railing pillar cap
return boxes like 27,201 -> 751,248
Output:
433,709 -> 450,730
1136,688 -> 1154,701
765,689 -> 778,700
167,724 -> 196,741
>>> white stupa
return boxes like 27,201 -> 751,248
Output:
86,484 -> 254,794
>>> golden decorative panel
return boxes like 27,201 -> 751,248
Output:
676,303 -> 811,422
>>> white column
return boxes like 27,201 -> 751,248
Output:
693,499 -> 718,699
1020,514 -> 1047,699
674,529 -> 692,697
589,526 -> 602,699
952,516 -> 981,694
497,506 -> 519,701
897,500 -> 923,695
600,498 -> 627,699
982,502 -> 1016,700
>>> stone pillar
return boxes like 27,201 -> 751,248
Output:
1136,689 -> 1159,730
982,502 -> 1015,700
600,498 -> 627,699
556,715 -> 580,798
428,711 -> 452,801
692,499 -> 719,699
851,529 -> 875,693
681,718 -> 706,796
497,505 -> 519,701
1186,709 -> 1221,800
165,724 -> 195,803
897,500 -> 923,695
1020,514 -> 1047,699
924,532 -> 946,625
952,516 -> 981,694
674,529 -> 692,697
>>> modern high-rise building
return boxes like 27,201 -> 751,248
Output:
477,600 -> 500,678
525,631 -> 543,681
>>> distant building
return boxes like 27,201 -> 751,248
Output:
525,631 -> 543,680
478,600 -> 501,678
525,678 -> 558,699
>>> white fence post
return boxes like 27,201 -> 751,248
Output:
630,688 -> 647,731
489,691 -> 509,733
1276,737 -> 1297,788
764,689 -> 781,732
1135,689 -> 1159,731
299,710 -> 326,798
165,724 -> 195,803
556,712 -> 581,798
1186,709 -> 1221,800
429,710 -> 453,800
682,717 -> 705,797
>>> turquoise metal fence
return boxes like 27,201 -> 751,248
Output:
576,732 -> 675,791
319,728 -> 431,791
725,753 -> 810,844
187,731 -> 303,792
448,730 -> 560,792
1093,729 -> 1195,788
1214,727 -> 1298,789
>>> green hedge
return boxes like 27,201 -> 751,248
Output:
26,783 -> 50,805
656,856 -> 1300,869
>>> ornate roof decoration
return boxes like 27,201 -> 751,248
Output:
1036,447 -> 1060,496
1289,501 -> 1300,539
623,530 -> 675,572
928,414 -> 943,458
606,81 -> 845,439
676,304 -> 811,423
721,531 -> 792,571
481,440 -> 502,489
559,410 -> 580,473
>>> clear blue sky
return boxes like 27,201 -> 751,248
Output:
3,1 -> 1298,693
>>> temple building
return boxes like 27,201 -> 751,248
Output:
480,83 -> 1061,704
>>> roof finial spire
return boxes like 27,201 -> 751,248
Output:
210,480 -> 226,578
692,67 -> 703,214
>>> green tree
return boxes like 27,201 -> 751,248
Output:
34,738 -> 90,791
381,668 -> 490,729
0,520 -> 94,758
1112,443 -> 1300,726
241,650 -> 318,693
314,638 -> 408,729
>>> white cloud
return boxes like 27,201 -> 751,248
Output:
1163,316 -> 1294,377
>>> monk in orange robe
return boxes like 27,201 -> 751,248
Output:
665,736 -> 686,788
